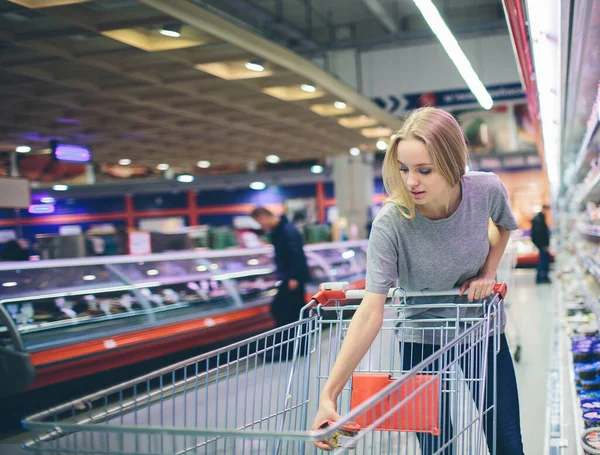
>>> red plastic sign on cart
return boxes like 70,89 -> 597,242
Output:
350,373 -> 441,435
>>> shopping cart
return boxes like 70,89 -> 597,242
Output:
22,282 -> 506,455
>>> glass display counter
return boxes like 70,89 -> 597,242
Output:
0,240 -> 367,390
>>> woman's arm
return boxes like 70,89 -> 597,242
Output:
311,291 -> 387,449
460,221 -> 511,301
483,221 -> 511,276
320,291 -> 387,401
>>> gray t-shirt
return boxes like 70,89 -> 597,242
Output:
366,171 -> 519,344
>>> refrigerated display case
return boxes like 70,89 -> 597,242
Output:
0,240 -> 368,392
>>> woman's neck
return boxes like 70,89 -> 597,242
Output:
417,182 -> 462,220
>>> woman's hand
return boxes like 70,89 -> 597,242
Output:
460,272 -> 496,302
311,397 -> 341,451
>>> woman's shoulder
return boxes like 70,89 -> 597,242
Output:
463,171 -> 504,190
372,202 -> 406,230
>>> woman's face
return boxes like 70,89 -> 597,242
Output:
396,139 -> 451,207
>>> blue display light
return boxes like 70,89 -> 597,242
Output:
53,143 -> 91,163
28,204 -> 55,214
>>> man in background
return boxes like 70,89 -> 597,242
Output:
0,239 -> 30,261
531,205 -> 551,284
251,207 -> 310,358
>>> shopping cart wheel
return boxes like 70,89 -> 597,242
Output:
513,345 -> 521,363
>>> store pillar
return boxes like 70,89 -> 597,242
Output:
331,153 -> 374,239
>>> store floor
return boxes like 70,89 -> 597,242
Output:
507,270 -> 553,455
0,270 -> 553,455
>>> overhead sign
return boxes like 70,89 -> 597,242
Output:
372,83 -> 525,114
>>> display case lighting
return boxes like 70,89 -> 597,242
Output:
119,158 -> 131,166
265,155 -> 280,164
249,181 -> 266,190
350,147 -> 361,156
342,250 -> 356,259
157,163 -> 169,171
197,160 -> 211,169
16,146 -> 31,153
301,84 -> 316,93
28,204 -> 55,214
2,282 -> 17,287
310,165 -> 324,174
83,275 -> 96,281
212,268 -> 274,281
376,140 -> 388,151
177,174 -> 194,183
52,184 -> 68,191
334,101 -> 347,109
524,0 -> 560,198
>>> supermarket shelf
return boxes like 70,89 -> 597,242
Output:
569,110 -> 599,183
575,252 -> 600,320
579,226 -> 600,239
565,332 -> 586,455
546,277 -> 583,455
580,254 -> 600,284
574,172 -> 600,207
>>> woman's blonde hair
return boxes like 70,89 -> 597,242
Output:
382,107 -> 468,219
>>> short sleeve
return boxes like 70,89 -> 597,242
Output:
488,174 -> 519,230
365,223 -> 399,294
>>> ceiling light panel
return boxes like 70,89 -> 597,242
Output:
263,85 -> 326,101
196,60 -> 274,80
310,103 -> 355,116
338,116 -> 379,128
361,126 -> 393,138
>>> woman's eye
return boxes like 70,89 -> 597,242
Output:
399,168 -> 408,173
420,169 -> 432,175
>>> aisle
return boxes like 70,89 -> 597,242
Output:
506,270 -> 554,455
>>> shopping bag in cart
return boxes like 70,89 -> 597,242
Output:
350,373 -> 441,435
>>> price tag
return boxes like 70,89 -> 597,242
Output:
128,231 -> 152,255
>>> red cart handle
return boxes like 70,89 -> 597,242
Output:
312,282 -> 507,306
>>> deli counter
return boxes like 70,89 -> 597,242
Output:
0,240 -> 367,392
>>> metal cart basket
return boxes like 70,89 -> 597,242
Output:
22,282 -> 506,455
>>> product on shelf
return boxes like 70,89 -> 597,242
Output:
582,400 -> 600,412
119,294 -> 133,312
584,411 -> 600,428
583,379 -> 600,391
582,427 -> 600,454
55,297 -> 77,319
579,364 -> 599,381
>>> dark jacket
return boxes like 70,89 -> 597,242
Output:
531,212 -> 550,249
269,215 -> 311,284
1,240 -> 29,261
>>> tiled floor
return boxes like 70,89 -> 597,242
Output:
507,269 -> 553,455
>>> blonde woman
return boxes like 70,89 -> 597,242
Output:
312,107 -> 524,454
